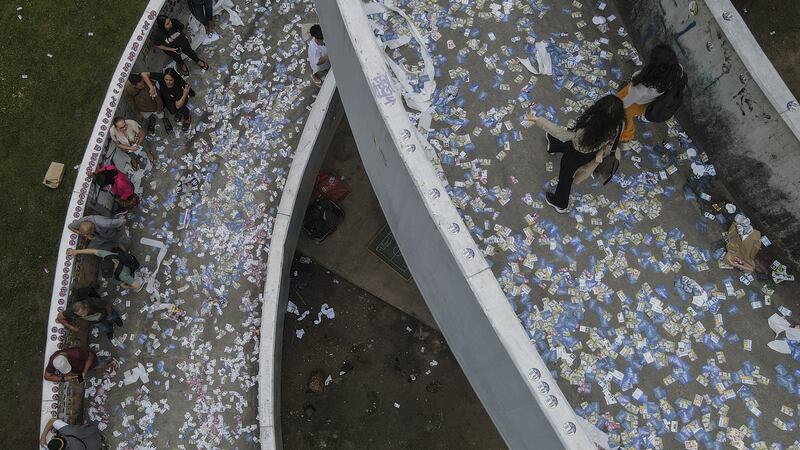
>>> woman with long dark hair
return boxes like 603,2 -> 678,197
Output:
616,44 -> 683,141
151,15 -> 209,76
159,68 -> 196,131
524,95 -> 626,213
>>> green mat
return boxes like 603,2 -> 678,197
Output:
368,224 -> 412,280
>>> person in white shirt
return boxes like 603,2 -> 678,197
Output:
616,45 -> 683,142
110,117 -> 156,171
308,24 -> 331,87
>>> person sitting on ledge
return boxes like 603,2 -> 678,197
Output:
67,213 -> 129,250
43,346 -> 115,383
66,247 -> 142,291
110,117 -> 156,169
39,417 -> 105,450
151,15 -> 209,76
56,287 -> 124,339
125,72 -> 172,134
160,68 -> 195,132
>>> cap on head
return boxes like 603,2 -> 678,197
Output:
48,437 -> 66,450
53,355 -> 72,374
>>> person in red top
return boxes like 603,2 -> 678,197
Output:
43,347 -> 115,383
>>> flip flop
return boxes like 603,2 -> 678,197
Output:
198,60 -> 209,71
179,63 -> 189,76
182,117 -> 191,131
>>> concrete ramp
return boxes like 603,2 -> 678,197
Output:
315,1 -> 594,448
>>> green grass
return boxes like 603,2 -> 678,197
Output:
0,1 -> 146,446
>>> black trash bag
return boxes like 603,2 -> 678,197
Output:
303,198 -> 344,242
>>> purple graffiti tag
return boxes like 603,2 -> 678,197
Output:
371,73 -> 397,106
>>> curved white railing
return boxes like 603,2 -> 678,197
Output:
39,0 -> 166,437
257,74 -> 342,449
316,1 -> 594,448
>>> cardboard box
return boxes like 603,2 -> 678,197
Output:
43,162 -> 65,189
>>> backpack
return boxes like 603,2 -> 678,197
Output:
644,70 -> 687,123
303,198 -> 344,242
104,248 -> 140,281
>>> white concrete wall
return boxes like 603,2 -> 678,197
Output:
258,75 -> 344,449
315,1 -> 595,448
39,0 -> 166,437
616,0 -> 800,266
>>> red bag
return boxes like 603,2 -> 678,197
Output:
312,172 -> 351,204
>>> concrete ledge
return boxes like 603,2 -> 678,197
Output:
704,0 -> 800,136
616,0 -> 800,267
39,0 -> 166,437
316,1 -> 594,448
257,74 -> 343,449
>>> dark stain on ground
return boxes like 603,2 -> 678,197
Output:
280,256 -> 505,449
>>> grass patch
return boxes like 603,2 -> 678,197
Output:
0,1 -> 146,446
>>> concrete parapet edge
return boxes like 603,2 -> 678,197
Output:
38,0 -> 166,439
704,0 -> 800,137
616,0 -> 800,267
315,1 -> 595,448
257,75 -> 343,449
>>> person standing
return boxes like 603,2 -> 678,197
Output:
151,15 -> 209,76
125,72 -> 172,133
188,0 -> 215,34
159,68 -> 195,131
524,95 -> 626,213
616,45 -> 684,142
307,24 -> 331,87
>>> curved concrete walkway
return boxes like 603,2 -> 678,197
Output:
321,0 -> 800,448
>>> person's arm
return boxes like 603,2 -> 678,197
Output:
156,44 -> 179,52
524,114 -> 575,142
140,72 -> 158,98
66,248 -> 101,257
44,370 -> 77,383
39,417 -> 56,448
56,311 -> 80,333
135,125 -> 145,145
175,84 -> 191,109
110,134 -> 136,152
317,53 -> 329,65
82,352 -> 95,379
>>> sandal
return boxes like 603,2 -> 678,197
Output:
197,60 -> 209,71
182,117 -> 191,131
179,63 -> 189,76
162,117 -> 173,133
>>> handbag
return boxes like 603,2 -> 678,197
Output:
594,125 -> 623,185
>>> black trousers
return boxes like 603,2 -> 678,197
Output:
188,0 -> 214,25
549,137 -> 597,209
162,35 -> 200,65
164,100 -> 190,119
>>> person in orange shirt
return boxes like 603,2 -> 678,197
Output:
616,45 -> 683,142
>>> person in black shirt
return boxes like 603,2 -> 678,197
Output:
151,15 -> 209,76
160,68 -> 196,131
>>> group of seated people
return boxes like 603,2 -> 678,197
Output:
42,6 -> 334,448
